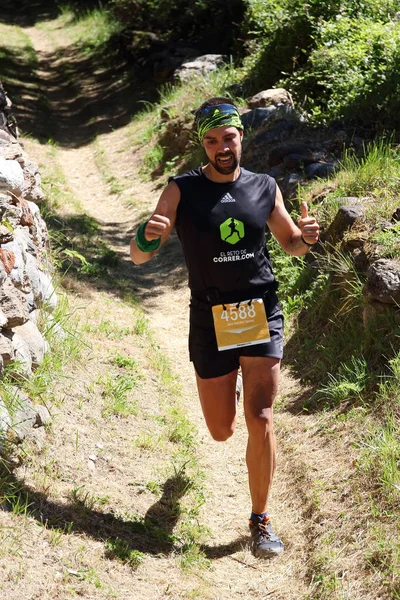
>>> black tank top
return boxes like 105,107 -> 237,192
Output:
171,167 -> 277,302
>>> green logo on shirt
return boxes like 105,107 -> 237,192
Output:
220,218 -> 245,245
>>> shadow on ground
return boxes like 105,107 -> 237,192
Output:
0,464 -> 246,561
0,0 -> 160,147
47,209 -> 188,303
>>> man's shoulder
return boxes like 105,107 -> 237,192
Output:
240,168 -> 275,181
240,168 -> 276,188
168,167 -> 203,186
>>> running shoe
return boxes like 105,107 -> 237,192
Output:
249,515 -> 284,558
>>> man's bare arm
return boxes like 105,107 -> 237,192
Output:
130,181 -> 180,265
267,186 -> 319,256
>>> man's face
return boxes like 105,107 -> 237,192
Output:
201,126 -> 243,175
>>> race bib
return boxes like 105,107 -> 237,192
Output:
212,298 -> 271,351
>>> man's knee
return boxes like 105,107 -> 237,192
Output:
208,424 -> 235,442
246,407 -> 274,434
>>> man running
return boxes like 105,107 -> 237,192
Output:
130,97 -> 319,558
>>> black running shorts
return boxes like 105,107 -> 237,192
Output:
189,290 -> 284,379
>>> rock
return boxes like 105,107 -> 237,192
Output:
0,278 -> 29,327
19,198 -> 35,227
279,173 -> 304,199
36,270 -> 57,311
0,398 -> 11,447
305,162 -> 337,179
0,248 -> 15,273
0,261 -> 6,286
8,387 -> 38,441
391,208 -> 400,223
35,404 -> 51,427
248,88 -> 294,108
0,156 -> 24,194
325,205 -> 365,245
0,333 -> 12,363
283,152 -> 316,170
0,224 -> 13,243
0,130 -> 11,143
241,106 -> 277,129
0,309 -> 7,328
250,120 -> 295,145
10,319 -> 48,368
174,54 -> 226,81
362,299 -> 399,328
21,159 -> 45,203
363,259 -> 400,305
3,328 -> 32,377
269,143 -> 313,167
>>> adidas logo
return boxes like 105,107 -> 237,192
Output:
221,192 -> 236,203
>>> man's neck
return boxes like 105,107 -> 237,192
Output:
202,164 -> 241,183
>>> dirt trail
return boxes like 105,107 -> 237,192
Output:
2,20 -> 376,600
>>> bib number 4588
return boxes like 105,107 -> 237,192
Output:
221,303 -> 256,321
212,298 -> 271,351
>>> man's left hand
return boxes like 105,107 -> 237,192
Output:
298,201 -> 319,246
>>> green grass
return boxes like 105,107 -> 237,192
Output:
93,139 -> 125,195
104,538 -> 144,569
99,372 -> 140,417
40,5 -> 122,56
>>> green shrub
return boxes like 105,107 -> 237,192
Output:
110,0 -> 245,54
287,18 -> 400,126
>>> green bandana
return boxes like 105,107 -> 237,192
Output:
196,103 -> 243,141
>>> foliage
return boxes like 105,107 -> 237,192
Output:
287,18 -> 400,126
110,0 -> 245,54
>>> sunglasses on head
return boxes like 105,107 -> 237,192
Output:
197,103 -> 238,123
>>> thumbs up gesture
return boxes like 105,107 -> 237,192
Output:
298,201 -> 319,247
144,200 -> 171,241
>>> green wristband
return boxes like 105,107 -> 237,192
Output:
135,221 -> 161,252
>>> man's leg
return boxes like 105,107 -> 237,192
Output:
195,369 -> 238,441
240,355 -> 284,558
240,355 -> 280,514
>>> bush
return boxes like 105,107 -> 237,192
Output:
286,18 -> 400,127
110,0 -> 245,54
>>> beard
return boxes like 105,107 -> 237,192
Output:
210,150 -> 241,175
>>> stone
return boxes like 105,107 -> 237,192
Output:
248,88 -> 294,108
0,156 -> 24,194
391,208 -> 400,223
0,248 -> 15,273
0,224 -> 13,243
9,387 -> 37,440
325,205 -> 365,245
251,120 -> 295,145
269,143 -> 313,166
0,130 -> 11,143
305,162 -> 337,179
3,328 -> 32,377
21,159 -> 45,203
283,152 -> 316,170
10,319 -> 48,368
36,270 -> 57,311
363,259 -> 400,305
280,173 -> 304,199
0,398 -> 11,447
0,333 -> 12,363
174,54 -> 226,81
35,404 -> 51,427
19,198 -> 35,227
0,261 -> 6,286
241,106 -> 277,129
0,309 -> 7,328
0,278 -> 29,327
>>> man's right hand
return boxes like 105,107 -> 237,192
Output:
145,200 -> 170,241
